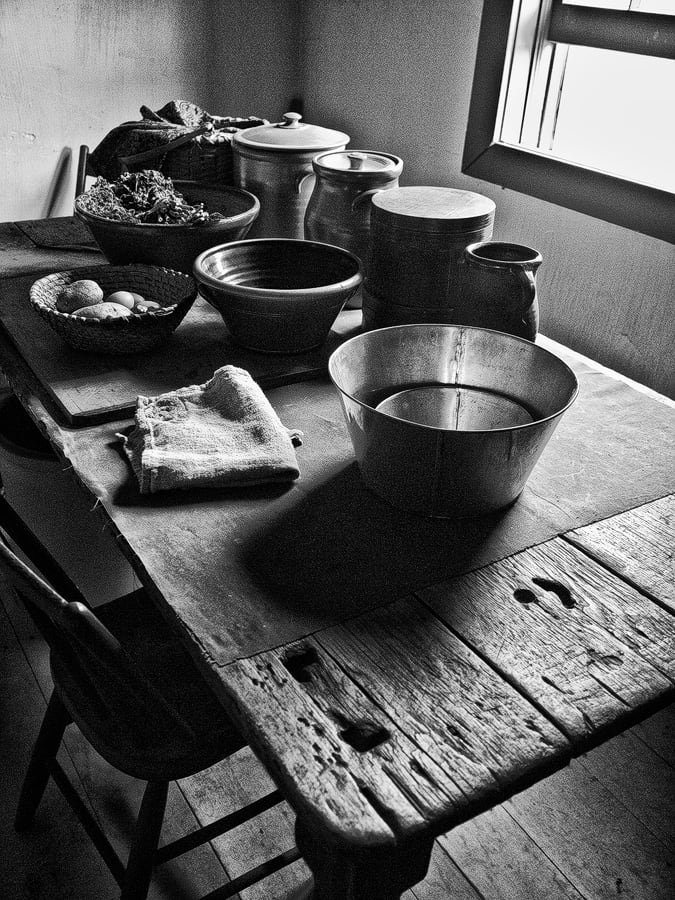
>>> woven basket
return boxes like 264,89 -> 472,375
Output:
119,118 -> 267,185
30,265 -> 197,355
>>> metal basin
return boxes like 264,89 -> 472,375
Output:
328,324 -> 579,517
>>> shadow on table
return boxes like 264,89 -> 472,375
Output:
242,462 -> 512,613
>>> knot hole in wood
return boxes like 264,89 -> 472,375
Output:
513,578 -> 575,609
282,645 -> 320,682
513,585 -> 538,604
532,576 -> 575,608
332,711 -> 391,753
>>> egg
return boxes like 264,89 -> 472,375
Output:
133,298 -> 162,313
105,290 -> 136,309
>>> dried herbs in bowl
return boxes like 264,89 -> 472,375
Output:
74,170 -> 260,273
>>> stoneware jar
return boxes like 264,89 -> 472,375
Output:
362,186 -> 495,330
463,241 -> 542,341
304,150 -> 403,307
232,112 -> 349,239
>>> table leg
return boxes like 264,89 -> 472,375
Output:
295,818 -> 434,900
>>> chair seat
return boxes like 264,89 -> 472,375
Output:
51,588 -> 246,781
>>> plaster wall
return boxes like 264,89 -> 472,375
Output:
1,0 -> 298,221
298,0 -> 675,398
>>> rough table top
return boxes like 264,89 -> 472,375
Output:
0,236 -> 673,890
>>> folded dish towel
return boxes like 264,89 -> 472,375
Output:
119,366 -> 302,495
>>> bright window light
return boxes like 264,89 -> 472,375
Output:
542,46 -> 675,192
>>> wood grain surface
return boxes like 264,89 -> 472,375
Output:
216,509 -> 675,851
420,536 -> 675,745
221,596 -> 569,848
566,494 -> 675,612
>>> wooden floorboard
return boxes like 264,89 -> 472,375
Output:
1,585 -> 673,900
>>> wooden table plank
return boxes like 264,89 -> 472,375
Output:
566,494 -> 675,612
420,534 -> 675,745
220,597 -> 569,848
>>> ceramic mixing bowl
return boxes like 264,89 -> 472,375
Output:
193,238 -> 362,353
75,181 -> 260,274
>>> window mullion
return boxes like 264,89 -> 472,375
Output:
499,1 -> 542,145
538,43 -> 569,150
548,0 -> 675,57
519,0 -> 557,147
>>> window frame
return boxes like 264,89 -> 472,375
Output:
462,0 -> 675,244
548,1 -> 675,58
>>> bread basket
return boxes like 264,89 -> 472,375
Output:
30,265 -> 197,354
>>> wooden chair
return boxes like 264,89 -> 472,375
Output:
0,490 -> 300,900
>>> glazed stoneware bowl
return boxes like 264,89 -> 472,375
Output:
193,238 -> 362,353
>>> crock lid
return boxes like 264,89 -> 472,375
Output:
372,186 -> 496,231
233,112 -> 349,152
314,150 -> 401,174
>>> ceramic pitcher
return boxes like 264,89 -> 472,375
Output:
462,241 -> 542,341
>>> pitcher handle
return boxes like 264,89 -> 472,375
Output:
296,172 -> 315,194
514,265 -> 539,339
514,266 -> 537,309
351,188 -> 382,212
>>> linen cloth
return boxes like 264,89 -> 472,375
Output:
119,366 -> 301,495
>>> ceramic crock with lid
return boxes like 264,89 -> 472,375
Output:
304,150 -> 403,308
362,186 -> 496,330
232,112 -> 349,239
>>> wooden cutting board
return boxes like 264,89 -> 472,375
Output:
0,273 -> 361,426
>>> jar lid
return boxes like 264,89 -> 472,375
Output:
314,150 -> 402,174
372,186 -> 496,232
233,112 -> 349,152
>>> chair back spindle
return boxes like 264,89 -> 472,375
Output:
0,538 -> 194,748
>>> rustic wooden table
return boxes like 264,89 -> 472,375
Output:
1,220 -> 674,899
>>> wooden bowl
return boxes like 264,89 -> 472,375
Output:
30,264 -> 198,354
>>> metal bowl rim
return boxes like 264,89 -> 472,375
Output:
193,238 -> 364,299
328,323 -> 580,435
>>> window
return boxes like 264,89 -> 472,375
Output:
462,0 -> 675,243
